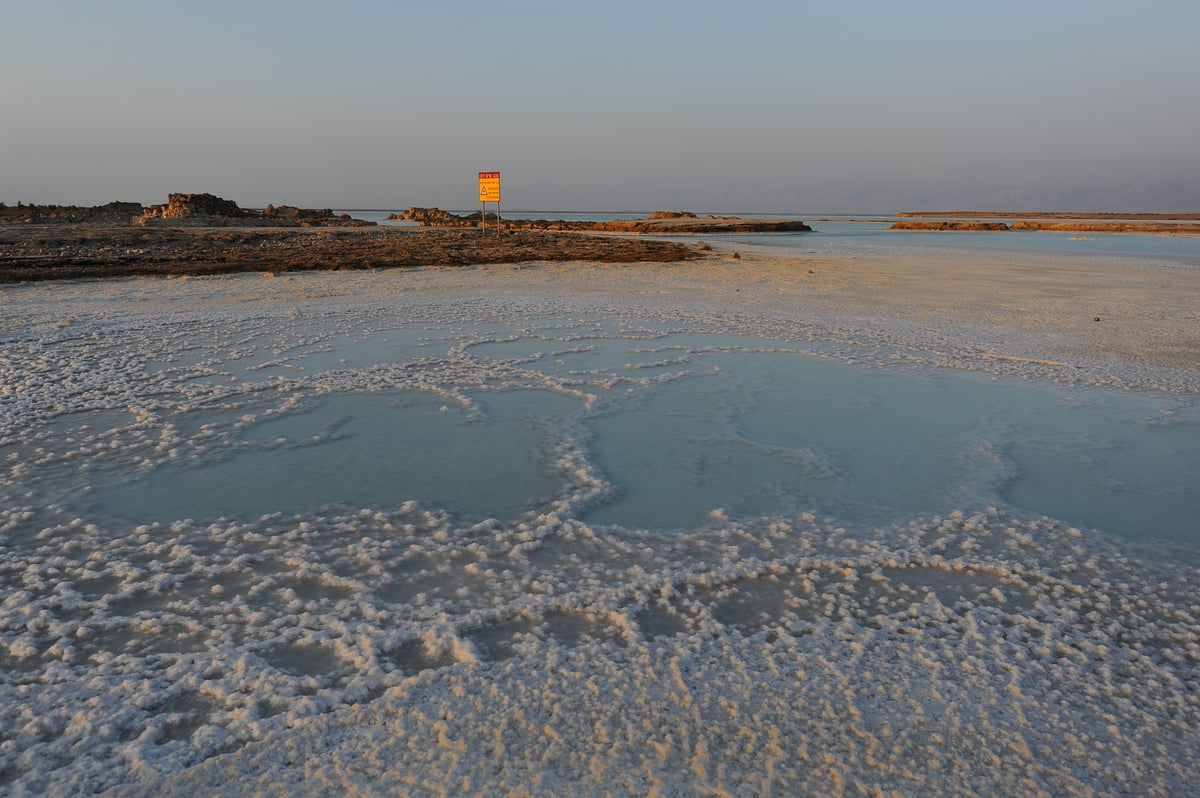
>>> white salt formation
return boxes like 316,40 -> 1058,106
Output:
1,253 -> 1198,796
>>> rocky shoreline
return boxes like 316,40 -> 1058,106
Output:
0,195 -> 802,283
0,226 -> 705,284
392,207 -> 814,233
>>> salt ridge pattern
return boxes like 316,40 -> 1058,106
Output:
1,270 -> 1198,796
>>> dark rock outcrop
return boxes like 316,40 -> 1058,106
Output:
262,204 -> 337,221
138,194 -> 374,227
390,208 -> 813,234
1,226 -> 705,283
0,201 -> 143,225
143,192 -> 245,220
890,221 -> 1012,231
390,207 -> 463,226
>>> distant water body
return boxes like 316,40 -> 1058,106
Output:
338,209 -> 1200,261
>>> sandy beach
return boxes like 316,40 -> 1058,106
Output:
2,238 -> 1199,796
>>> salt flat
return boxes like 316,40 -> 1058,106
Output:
2,243 -> 1198,796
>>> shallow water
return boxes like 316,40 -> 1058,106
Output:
12,311 -> 1196,540
2,270 -> 1198,795
720,222 -> 1200,263
81,390 -> 579,525
340,209 -> 1200,262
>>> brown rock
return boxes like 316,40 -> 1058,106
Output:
392,208 -> 812,234
0,201 -> 142,225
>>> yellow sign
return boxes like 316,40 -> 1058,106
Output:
478,171 -> 501,202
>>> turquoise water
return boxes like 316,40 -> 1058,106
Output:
82,390 -> 580,524
18,315 -> 1197,543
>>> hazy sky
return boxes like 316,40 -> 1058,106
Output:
3,0 -> 1199,212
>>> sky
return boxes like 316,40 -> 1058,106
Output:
3,0 -> 1199,213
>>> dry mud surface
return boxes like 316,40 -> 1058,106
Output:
2,243 -> 1199,797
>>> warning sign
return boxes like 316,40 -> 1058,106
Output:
478,171 -> 501,203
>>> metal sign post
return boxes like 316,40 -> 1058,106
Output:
477,171 -> 501,235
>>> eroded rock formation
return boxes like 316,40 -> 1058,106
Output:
138,194 -> 373,227
143,193 -> 244,220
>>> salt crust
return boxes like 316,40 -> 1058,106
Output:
1,260 -> 1198,796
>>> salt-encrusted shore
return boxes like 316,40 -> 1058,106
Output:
2,242 -> 1199,796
